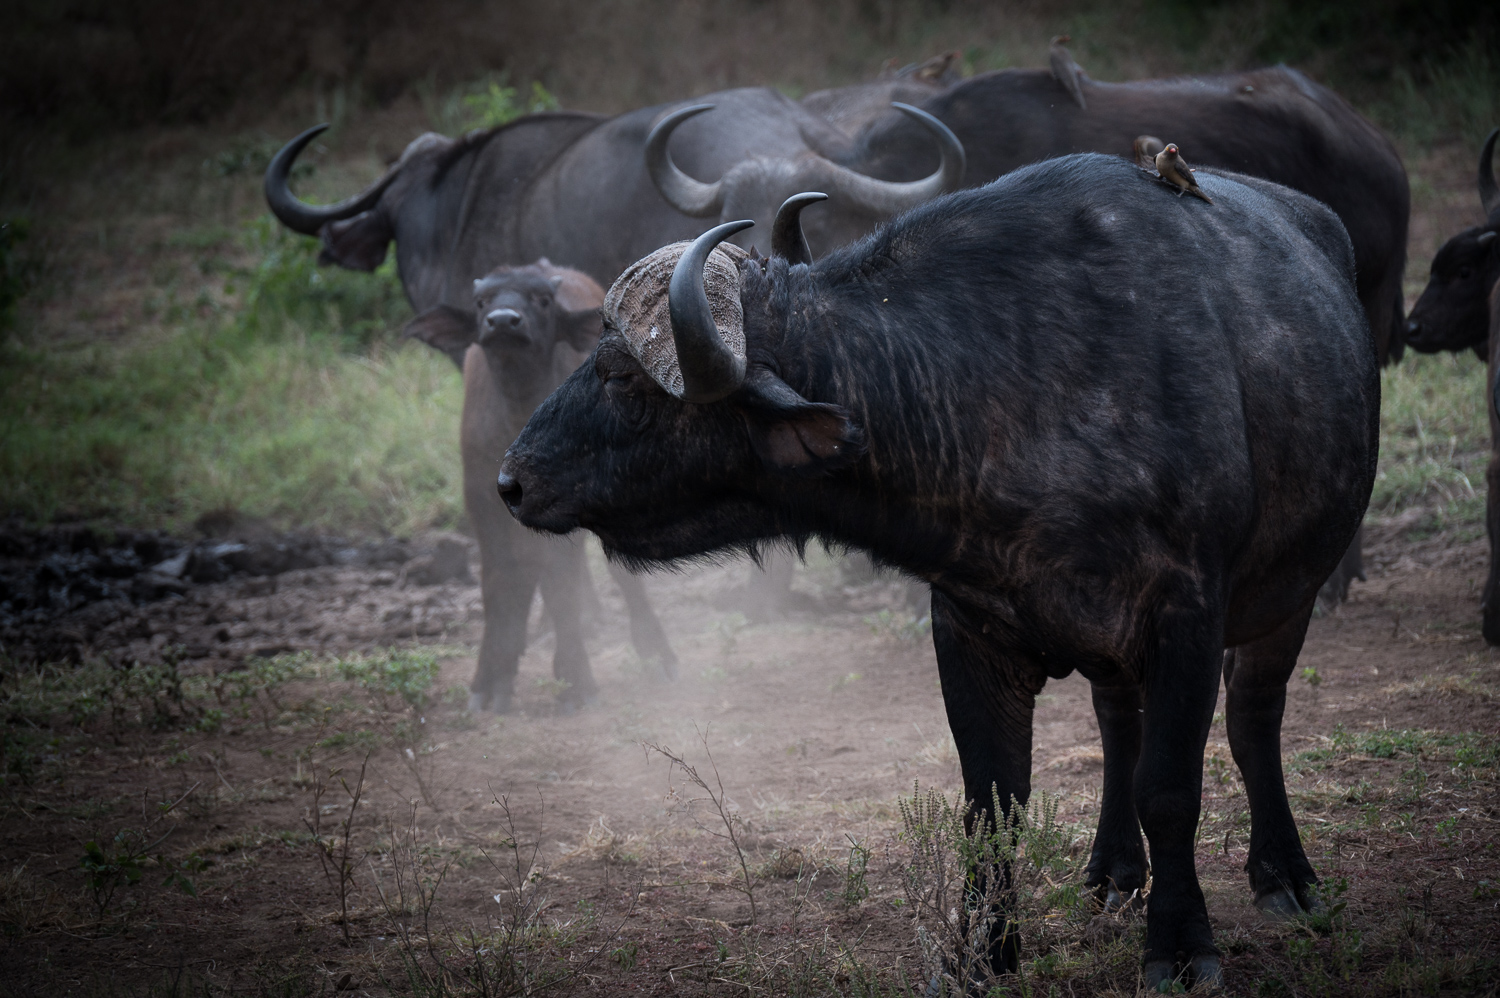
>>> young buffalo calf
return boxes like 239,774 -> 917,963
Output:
406,261 -> 676,713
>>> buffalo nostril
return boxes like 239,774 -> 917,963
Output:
497,470 -> 524,511
487,308 -> 523,331
1406,320 -> 1421,336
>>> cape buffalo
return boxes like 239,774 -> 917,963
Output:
497,159 -> 1378,985
800,51 -> 962,137
670,59 -> 1407,368
1405,129 -> 1499,356
404,261 -> 677,712
1405,128 -> 1500,644
263,88 -> 962,305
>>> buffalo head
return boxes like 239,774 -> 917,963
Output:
497,199 -> 864,552
1406,128 -> 1500,355
645,102 -> 965,257
403,261 -> 603,372
265,124 -> 457,273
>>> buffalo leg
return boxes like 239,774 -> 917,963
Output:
1137,606 -> 1224,988
1084,682 -> 1147,910
1224,602 -> 1320,917
1483,340 -> 1500,644
471,556 -> 538,714
607,561 -> 679,678
539,541 -> 598,710
930,591 -> 1041,978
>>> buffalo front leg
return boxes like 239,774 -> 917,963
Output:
1483,343 -> 1500,644
930,592 -> 1041,980
607,560 -> 679,678
472,556 -> 538,715
538,539 -> 598,711
1085,682 -> 1147,911
1224,602 -> 1320,918
1136,605 -> 1224,989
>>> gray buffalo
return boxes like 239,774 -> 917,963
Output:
404,261 -> 677,712
264,88 -> 963,305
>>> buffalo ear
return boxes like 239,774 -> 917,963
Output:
404,305 -> 476,370
558,307 -> 603,351
735,369 -> 865,474
319,211 -> 392,271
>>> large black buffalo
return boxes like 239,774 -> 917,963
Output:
1404,129 -> 1500,643
1405,129 -> 1500,357
497,157 -> 1378,986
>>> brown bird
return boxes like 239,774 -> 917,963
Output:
1133,135 -> 1165,170
1049,35 -> 1088,110
1154,143 -> 1213,204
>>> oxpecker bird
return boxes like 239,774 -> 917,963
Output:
1049,36 -> 1088,110
1155,143 -> 1213,204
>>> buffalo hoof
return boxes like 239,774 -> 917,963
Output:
1144,960 -> 1179,992
1188,954 -> 1223,988
1100,884 -> 1144,914
1254,886 -> 1306,922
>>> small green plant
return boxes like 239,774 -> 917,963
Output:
80,835 -> 145,921
865,609 -> 932,642
838,834 -> 871,907
1301,666 -> 1322,688
715,612 -> 748,657
610,940 -> 640,971
830,671 -> 862,692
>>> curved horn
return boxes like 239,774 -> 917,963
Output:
668,219 -> 755,403
1480,127 -> 1500,219
771,192 -> 828,264
264,124 -> 399,235
812,103 -> 966,216
646,105 -> 725,218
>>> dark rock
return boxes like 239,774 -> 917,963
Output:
131,572 -> 190,601
402,538 -> 474,586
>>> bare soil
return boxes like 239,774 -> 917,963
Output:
1,517 -> 1497,997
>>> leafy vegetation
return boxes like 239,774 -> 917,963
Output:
0,215 -> 462,534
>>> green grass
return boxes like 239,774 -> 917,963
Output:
1373,350 -> 1490,531
0,220 -> 463,535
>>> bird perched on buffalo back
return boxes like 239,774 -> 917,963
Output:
1155,143 -> 1213,204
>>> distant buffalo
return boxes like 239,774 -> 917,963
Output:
1404,129 -> 1500,644
405,261 -> 676,712
498,158 -> 1377,986
1405,129 -> 1499,357
263,88 -> 962,306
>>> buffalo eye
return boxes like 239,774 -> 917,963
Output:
1458,266 -> 1473,280
536,295 -> 552,309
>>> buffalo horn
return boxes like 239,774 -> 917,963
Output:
1481,127 -> 1500,219
668,219 -> 755,403
771,193 -> 828,264
815,103 -> 966,215
646,105 -> 725,218
264,124 -> 399,236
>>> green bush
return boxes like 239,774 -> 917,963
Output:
0,215 -> 462,534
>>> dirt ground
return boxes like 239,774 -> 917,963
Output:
1,511 -> 1497,997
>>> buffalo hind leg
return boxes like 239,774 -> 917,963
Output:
1084,682 -> 1147,911
930,592 -> 1041,981
607,561 -> 679,678
1137,604 -> 1224,989
539,542 -> 598,712
1224,602 -> 1321,918
471,560 -> 538,714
